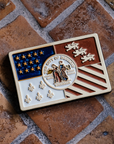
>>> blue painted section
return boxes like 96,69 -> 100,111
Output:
13,46 -> 55,80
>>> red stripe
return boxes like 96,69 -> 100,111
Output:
73,83 -> 95,93
85,66 -> 104,74
65,89 -> 82,96
78,69 -> 106,83
77,77 -> 107,90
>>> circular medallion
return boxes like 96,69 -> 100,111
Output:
42,54 -> 77,90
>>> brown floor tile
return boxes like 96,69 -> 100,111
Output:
104,62 -> 114,108
78,116 -> 114,144
0,16 -> 46,92
0,93 -> 27,144
20,134 -> 42,144
21,0 -> 77,27
105,0 -> 114,10
0,0 -> 15,20
28,97 -> 103,144
49,0 -> 114,59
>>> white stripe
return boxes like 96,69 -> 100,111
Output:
64,88 -> 110,99
64,91 -> 82,98
75,79 -> 101,91
78,67 -> 105,79
68,85 -> 88,95
91,63 -> 103,70
77,73 -> 108,88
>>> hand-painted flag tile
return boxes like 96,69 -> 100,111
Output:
9,34 -> 111,111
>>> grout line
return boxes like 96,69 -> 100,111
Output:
105,53 -> 114,67
67,95 -> 114,144
67,55 -> 114,144
10,0 -> 54,43
0,0 -> 53,43
96,95 -> 114,119
43,0 -> 85,32
0,8 -> 19,29
0,82 -> 51,144
10,0 -> 85,43
0,0 -> 114,143
11,125 -> 51,144
67,110 -> 108,144
33,128 -> 51,144
97,0 -> 114,19
18,6 -> 54,43
11,128 -> 33,144
0,57 -> 114,144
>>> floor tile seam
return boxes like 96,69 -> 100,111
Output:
10,128 -> 35,144
10,123 -> 51,144
105,53 -> 114,67
67,110 -> 108,144
10,0 -> 85,42
0,8 -> 20,29
43,0 -> 85,32
97,0 -> 114,19
96,96 -> 114,118
0,0 -> 113,143
0,0 -> 53,43
0,83 -> 51,144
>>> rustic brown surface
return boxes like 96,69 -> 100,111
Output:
0,16 -> 46,92
20,134 -> 42,144
0,0 -> 15,20
21,0 -> 77,27
104,62 -> 114,108
28,97 -> 103,144
49,0 -> 114,59
54,37 -> 100,67
0,92 -> 27,144
105,0 -> 114,10
78,116 -> 114,144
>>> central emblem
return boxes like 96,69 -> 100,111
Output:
42,54 -> 77,90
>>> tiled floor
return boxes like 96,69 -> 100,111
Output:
0,0 -> 114,143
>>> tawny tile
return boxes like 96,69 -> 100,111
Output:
0,0 -> 15,20
50,0 -> 114,59
20,134 -> 42,144
78,116 -> 114,144
28,97 -> 103,144
0,16 -> 46,92
21,0 -> 77,27
104,62 -> 114,108
0,92 -> 27,144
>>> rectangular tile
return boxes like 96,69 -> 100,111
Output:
9,33 -> 111,111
